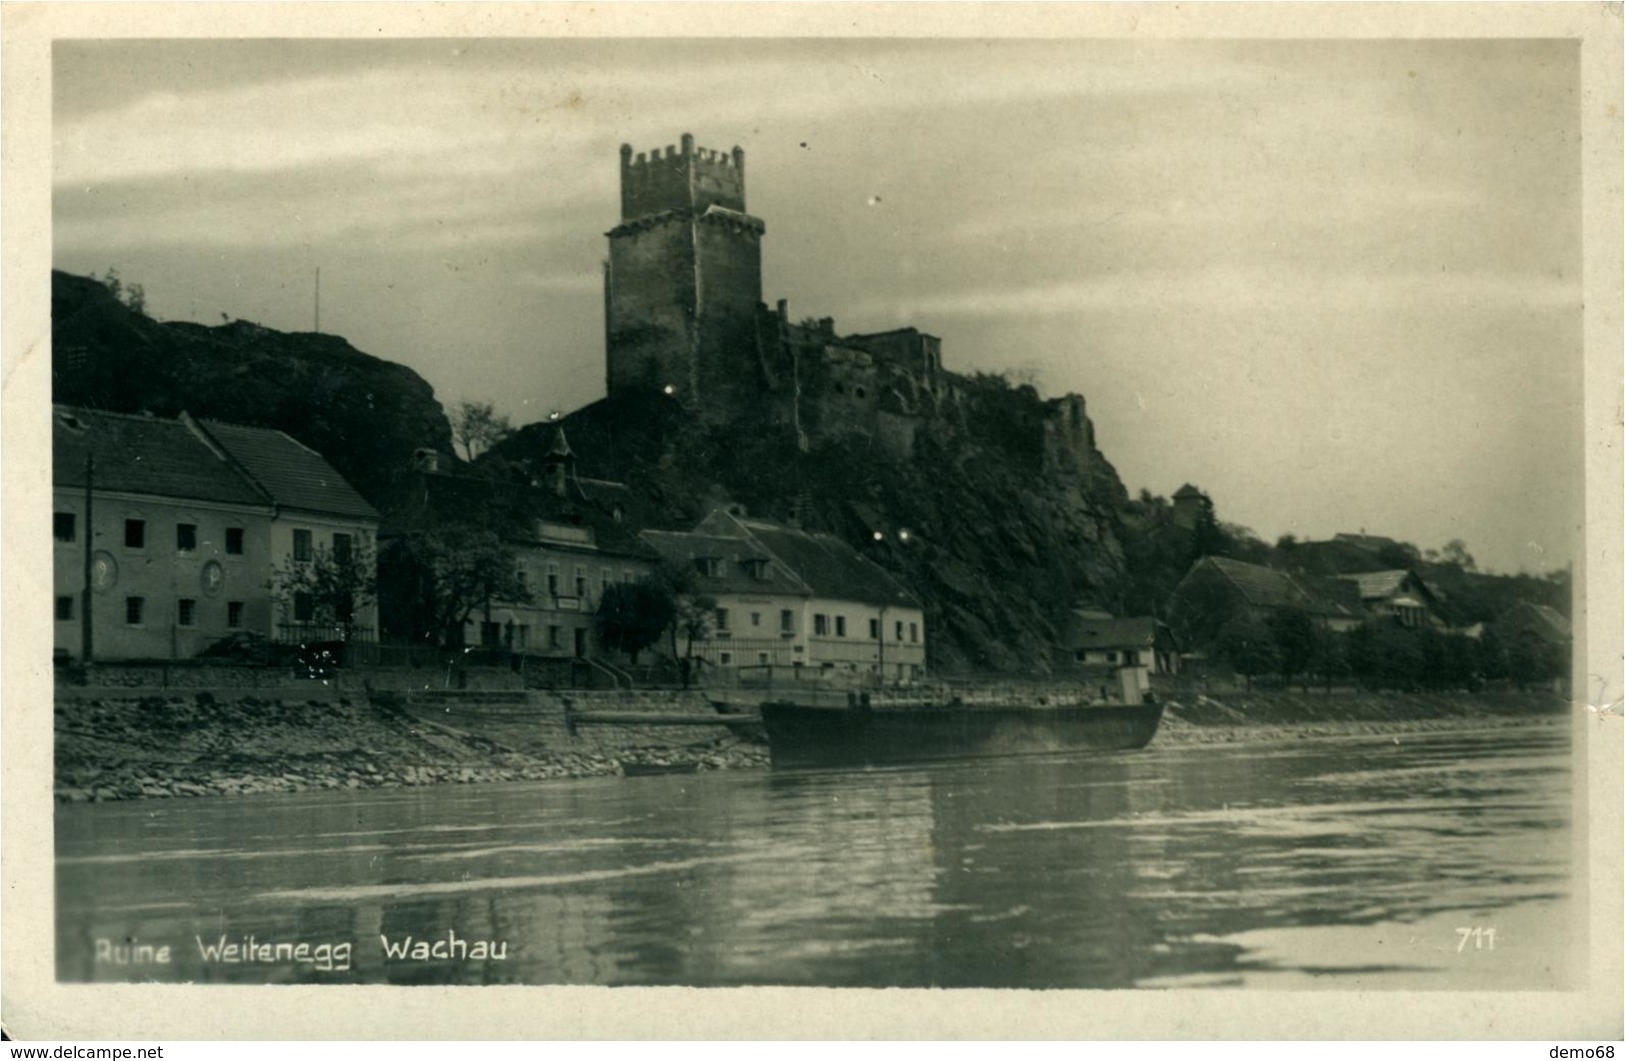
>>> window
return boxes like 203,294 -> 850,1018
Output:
516,625 -> 530,650
757,652 -> 770,664
54,512 -> 75,542
227,601 -> 244,628
225,527 -> 245,555
716,608 -> 730,631
547,563 -> 560,595
751,612 -> 762,628
125,596 -> 145,625
869,618 -> 880,639
516,566 -> 529,591
293,593 -> 315,622
124,519 -> 145,549
695,557 -> 726,577
622,569 -> 634,583
333,533 -> 353,563
548,625 -> 562,649
601,569 -> 613,594
814,614 -> 828,636
896,621 -> 905,642
480,622 -> 501,648
56,596 -> 73,621
574,566 -> 587,596
1105,651 -> 1118,663
910,622 -> 919,643
177,599 -> 197,626
719,651 -> 733,665
176,523 -> 197,552
781,610 -> 795,634
1123,651 -> 1139,666
292,529 -> 313,562
835,616 -> 847,638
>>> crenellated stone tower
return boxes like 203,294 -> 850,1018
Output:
603,133 -> 765,417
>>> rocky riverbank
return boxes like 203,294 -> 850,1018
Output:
54,686 -> 1568,803
1156,687 -> 1570,745
54,691 -> 768,803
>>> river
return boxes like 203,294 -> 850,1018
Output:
55,719 -> 1575,989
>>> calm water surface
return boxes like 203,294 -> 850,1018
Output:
56,721 -> 1574,988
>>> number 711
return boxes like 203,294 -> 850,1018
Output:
1456,927 -> 1496,952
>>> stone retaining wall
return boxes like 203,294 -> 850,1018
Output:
55,686 -> 766,802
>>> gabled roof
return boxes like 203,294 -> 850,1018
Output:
1337,569 -> 1439,609
1067,615 -> 1156,652
1502,601 -> 1572,641
198,418 -> 378,521
688,508 -> 922,609
640,529 -> 809,595
1334,531 -> 1403,552
1339,569 -> 1412,600
1197,556 -> 1360,620
397,469 -> 657,561
53,406 -> 270,509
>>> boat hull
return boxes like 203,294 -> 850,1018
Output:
757,699 -> 1164,768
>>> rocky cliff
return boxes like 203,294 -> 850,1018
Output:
51,270 -> 454,513
491,379 -> 1136,674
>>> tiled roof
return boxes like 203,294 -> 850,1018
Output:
400,470 -> 656,561
199,419 -> 378,520
1339,570 -> 1412,600
640,530 -> 809,595
742,521 -> 921,609
1067,615 -> 1156,651
53,406 -> 269,508
1334,532 -> 1402,551
687,509 -> 922,609
1503,602 -> 1572,641
1203,556 -> 1359,619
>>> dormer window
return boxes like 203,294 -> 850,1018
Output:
741,558 -> 772,581
695,556 -> 725,577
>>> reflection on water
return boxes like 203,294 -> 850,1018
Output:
56,721 -> 1574,988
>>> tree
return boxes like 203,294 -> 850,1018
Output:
1189,495 -> 1227,561
595,580 -> 675,665
451,400 -> 513,461
1268,607 -> 1319,691
1311,630 -> 1352,692
1370,619 -> 1425,691
270,540 -> 378,641
1217,614 -> 1279,692
377,527 -> 529,647
645,561 -> 716,684
1441,539 -> 1477,572
96,267 -> 147,318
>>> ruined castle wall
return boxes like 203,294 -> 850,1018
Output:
692,217 -> 764,415
621,140 -> 746,219
606,219 -> 696,394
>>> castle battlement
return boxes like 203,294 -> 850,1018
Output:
619,133 -> 747,219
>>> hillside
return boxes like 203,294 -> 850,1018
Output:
488,382 -> 1136,673
51,270 -> 454,513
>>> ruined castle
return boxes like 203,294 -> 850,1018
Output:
603,133 -> 1098,474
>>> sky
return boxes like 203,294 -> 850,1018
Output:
52,38 -> 1583,575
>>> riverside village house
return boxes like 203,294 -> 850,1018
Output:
52,405 -> 379,662
641,507 -> 928,684
386,429 -> 660,661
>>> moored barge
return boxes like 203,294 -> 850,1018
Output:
750,671 -> 1164,768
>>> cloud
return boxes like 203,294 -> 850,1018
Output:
850,265 -> 1580,321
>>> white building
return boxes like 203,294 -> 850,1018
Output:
642,507 -> 927,684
